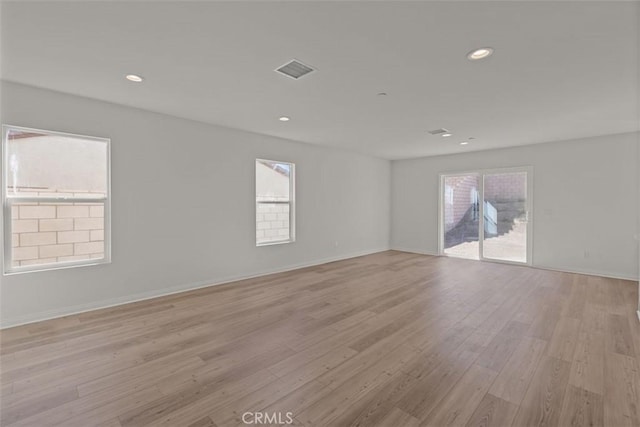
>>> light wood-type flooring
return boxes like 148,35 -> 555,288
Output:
1,251 -> 639,426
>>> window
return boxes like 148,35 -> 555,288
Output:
256,159 -> 294,246
2,125 -> 110,274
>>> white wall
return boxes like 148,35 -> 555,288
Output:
391,132 -> 639,280
0,82 -> 391,327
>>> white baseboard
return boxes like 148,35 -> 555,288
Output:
390,246 -> 440,256
396,249 -> 640,323
533,264 -> 639,282
0,247 -> 389,329
3,246 -> 636,329
391,246 -> 638,282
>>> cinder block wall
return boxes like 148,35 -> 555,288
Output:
10,188 -> 105,268
256,201 -> 290,243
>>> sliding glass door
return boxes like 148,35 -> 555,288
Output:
440,168 -> 531,265
442,174 -> 480,260
482,171 -> 528,263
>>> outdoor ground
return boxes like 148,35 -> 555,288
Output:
444,221 -> 527,263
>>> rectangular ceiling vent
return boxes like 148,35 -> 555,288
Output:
428,128 -> 449,135
275,59 -> 315,80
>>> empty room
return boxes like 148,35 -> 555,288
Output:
0,1 -> 639,426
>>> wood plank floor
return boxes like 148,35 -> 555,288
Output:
1,251 -> 638,427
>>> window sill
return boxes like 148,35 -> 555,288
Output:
256,239 -> 295,247
4,258 -> 111,276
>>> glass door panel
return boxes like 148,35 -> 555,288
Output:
481,172 -> 528,263
442,174 -> 480,260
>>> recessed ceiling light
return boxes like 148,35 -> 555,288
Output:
460,141 -> 469,145
125,74 -> 144,82
467,47 -> 494,61
279,116 -> 290,122
441,133 -> 453,138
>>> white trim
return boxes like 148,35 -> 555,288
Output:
6,196 -> 105,204
438,166 -> 533,266
438,171 -> 481,256
255,158 -> 295,246
637,310 -> 640,323
0,246 -> 389,329
533,264 -> 638,282
255,239 -> 294,247
391,247 -> 440,256
2,247 -> 634,328
5,258 -> 109,276
2,124 -> 110,143
1,124 -> 112,275
479,173 -> 485,260
481,167 -> 534,266
392,247 -> 638,281
437,175 -> 442,255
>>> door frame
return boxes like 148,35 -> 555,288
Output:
438,166 -> 533,266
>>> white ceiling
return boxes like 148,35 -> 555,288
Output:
1,1 -> 638,160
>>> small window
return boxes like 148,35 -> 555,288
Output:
2,125 -> 110,274
256,159 -> 295,246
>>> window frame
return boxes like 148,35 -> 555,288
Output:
2,125 -> 112,275
255,158 -> 295,247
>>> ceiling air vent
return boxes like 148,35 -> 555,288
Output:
428,128 -> 450,135
275,59 -> 315,80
